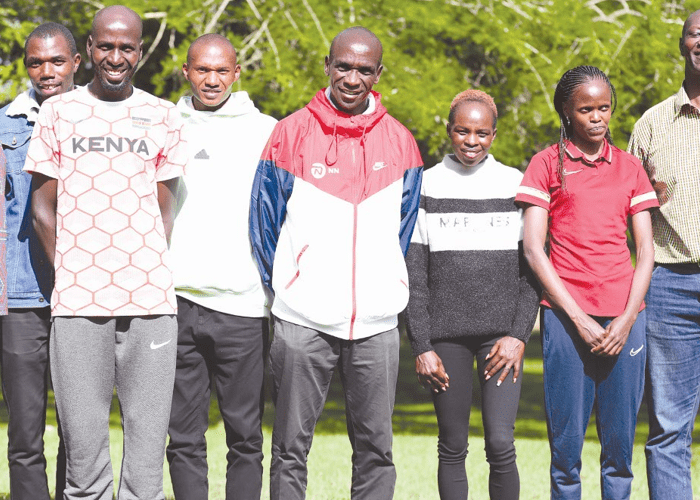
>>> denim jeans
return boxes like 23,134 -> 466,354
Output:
645,264 -> 700,500
542,307 -> 646,500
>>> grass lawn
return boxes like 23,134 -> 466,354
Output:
1,330 -> 699,499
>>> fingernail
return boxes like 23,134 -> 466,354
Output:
513,378 -> 517,384
497,380 -> 502,387
485,375 -> 490,381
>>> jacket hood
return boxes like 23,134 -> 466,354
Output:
306,89 -> 387,165
177,91 -> 260,122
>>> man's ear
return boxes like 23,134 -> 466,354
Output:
72,53 -> 82,73
373,64 -> 383,85
324,55 -> 330,77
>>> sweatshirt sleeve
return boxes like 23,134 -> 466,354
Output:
249,132 -> 295,292
508,239 -> 541,343
404,185 -> 432,356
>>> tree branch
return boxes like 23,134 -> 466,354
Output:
138,14 -> 167,70
302,0 -> 330,48
205,0 -> 232,34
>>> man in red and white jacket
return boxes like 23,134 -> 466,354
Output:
250,26 -> 423,500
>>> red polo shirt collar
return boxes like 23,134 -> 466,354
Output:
564,139 -> 613,165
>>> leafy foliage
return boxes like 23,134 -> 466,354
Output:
0,0 -> 694,167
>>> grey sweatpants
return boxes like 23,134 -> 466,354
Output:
269,317 -> 400,500
50,315 -> 177,500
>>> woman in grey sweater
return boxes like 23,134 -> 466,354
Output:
405,89 -> 540,500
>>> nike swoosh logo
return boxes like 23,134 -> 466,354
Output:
630,345 -> 644,356
373,162 -> 387,171
150,339 -> 172,350
562,169 -> 583,176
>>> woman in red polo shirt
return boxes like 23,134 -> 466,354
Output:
515,65 -> 658,500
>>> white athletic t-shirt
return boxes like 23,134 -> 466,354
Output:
24,86 -> 187,316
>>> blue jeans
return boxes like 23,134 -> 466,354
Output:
645,264 -> 700,500
542,307 -> 646,500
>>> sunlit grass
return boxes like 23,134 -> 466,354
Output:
0,330 -> 699,499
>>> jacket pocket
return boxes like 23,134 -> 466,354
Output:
284,244 -> 309,290
1,130 -> 32,174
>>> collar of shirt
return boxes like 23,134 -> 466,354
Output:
6,88 -> 40,123
673,83 -> 700,116
324,87 -> 376,115
564,139 -> 613,165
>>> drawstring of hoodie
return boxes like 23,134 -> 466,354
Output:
360,120 -> 369,194
325,118 -> 339,166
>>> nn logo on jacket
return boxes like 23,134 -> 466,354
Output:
311,163 -> 339,179
72,136 -> 150,155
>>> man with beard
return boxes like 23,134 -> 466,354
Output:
628,9 -> 700,500
166,34 -> 276,499
250,26 -> 423,500
24,6 -> 187,499
0,22 -> 80,499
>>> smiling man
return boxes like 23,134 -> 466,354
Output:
0,21 -> 80,500
23,6 -> 187,500
166,34 -> 277,500
628,9 -> 700,500
250,26 -> 423,500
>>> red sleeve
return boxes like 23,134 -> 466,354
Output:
515,148 -> 554,210
628,155 -> 659,215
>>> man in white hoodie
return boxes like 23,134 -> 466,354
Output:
166,34 -> 277,500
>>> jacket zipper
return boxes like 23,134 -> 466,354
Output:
349,144 -> 357,340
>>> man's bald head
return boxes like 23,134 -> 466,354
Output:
328,26 -> 382,66
187,34 -> 236,66
680,9 -> 700,80
92,5 -> 142,39
683,10 -> 700,38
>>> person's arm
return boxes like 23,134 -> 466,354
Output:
30,173 -> 58,268
484,218 -> 541,385
522,204 -> 606,352
399,166 -> 423,256
405,186 -> 449,393
157,177 -> 183,248
249,144 -> 294,293
593,210 -> 654,356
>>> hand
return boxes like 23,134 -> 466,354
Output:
592,313 -> 636,357
484,337 -> 525,386
572,313 -> 607,353
639,147 -> 669,205
415,351 -> 449,393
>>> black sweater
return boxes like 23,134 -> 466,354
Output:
405,154 -> 541,356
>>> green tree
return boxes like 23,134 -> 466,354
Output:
0,0 -> 693,168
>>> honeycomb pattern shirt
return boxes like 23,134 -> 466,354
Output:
24,86 -> 187,316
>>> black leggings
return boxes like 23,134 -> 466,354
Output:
432,336 -> 523,500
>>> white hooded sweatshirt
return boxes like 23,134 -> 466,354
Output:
170,91 -> 277,317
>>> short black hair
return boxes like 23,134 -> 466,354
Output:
24,22 -> 78,60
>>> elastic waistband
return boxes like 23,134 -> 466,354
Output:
657,263 -> 700,274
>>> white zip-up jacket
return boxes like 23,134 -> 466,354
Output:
250,90 -> 423,339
